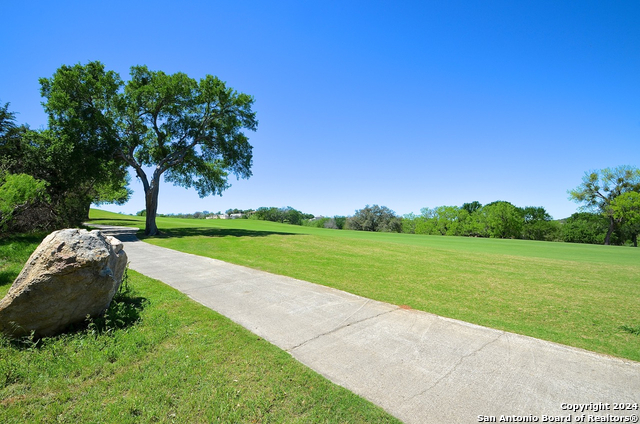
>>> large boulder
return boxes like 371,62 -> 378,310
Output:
0,229 -> 128,338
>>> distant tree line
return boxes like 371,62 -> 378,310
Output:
135,210 -> 223,219
303,216 -> 347,230
399,201 -> 559,240
135,164 -> 640,246
249,207 -> 314,226
3,80 -> 638,247
323,201 -> 638,246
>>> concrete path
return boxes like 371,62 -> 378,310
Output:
95,225 -> 640,424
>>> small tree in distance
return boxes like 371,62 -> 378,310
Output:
345,205 -> 402,233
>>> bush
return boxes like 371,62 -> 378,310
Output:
561,212 -> 611,244
303,217 -> 330,228
0,173 -> 49,233
345,205 -> 402,233
253,207 -> 313,226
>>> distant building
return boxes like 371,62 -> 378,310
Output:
206,213 -> 244,220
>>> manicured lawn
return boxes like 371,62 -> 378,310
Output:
0,234 -> 400,423
89,210 -> 640,362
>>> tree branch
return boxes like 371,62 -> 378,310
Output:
117,148 -> 150,193
157,138 -> 201,174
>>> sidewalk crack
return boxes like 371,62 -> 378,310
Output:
287,307 -> 398,352
402,332 -> 505,404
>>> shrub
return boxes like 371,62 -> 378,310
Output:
345,205 -> 402,233
561,212 -> 611,244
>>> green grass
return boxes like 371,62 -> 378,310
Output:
0,233 -> 48,289
89,210 -> 640,362
0,235 -> 399,423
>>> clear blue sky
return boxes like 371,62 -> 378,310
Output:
2,1 -> 639,219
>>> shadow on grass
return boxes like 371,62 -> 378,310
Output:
88,218 -> 142,223
0,274 -> 15,288
138,227 -> 299,240
85,218 -> 143,229
3,271 -> 148,350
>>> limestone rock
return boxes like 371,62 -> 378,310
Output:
0,228 -> 128,337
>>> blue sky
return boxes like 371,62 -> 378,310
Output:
2,1 -> 639,219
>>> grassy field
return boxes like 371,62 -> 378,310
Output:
0,234 -> 400,423
89,210 -> 640,362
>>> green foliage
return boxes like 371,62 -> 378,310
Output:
523,219 -> 561,241
414,206 -> 469,236
611,192 -> 640,224
403,202 -> 561,241
82,269 -> 146,337
38,64 -> 131,208
0,103 -> 18,148
121,66 -> 257,194
40,61 -> 258,236
561,212 -> 610,245
569,166 -> 640,212
332,216 -> 347,229
252,206 -> 313,225
301,216 -> 344,230
620,324 -> 640,336
0,173 -> 48,232
412,201 -> 524,239
225,208 -> 253,216
401,213 -> 418,234
0,97 -> 130,232
569,165 -> 640,244
303,217 -> 331,228
163,211 -> 209,219
611,191 -> 640,246
478,201 -> 524,238
522,206 -> 560,241
461,201 -> 482,215
345,205 -> 402,233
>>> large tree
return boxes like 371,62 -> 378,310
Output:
568,166 -> 640,245
40,62 -> 257,235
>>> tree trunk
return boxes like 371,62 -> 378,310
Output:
604,216 -> 614,245
144,174 -> 161,236
633,233 -> 638,248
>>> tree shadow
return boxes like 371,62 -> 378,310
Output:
0,273 -> 14,288
91,217 -> 141,222
138,227 -> 299,240
85,218 -> 143,226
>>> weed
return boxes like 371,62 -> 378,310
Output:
621,325 -> 640,336
84,268 -> 148,337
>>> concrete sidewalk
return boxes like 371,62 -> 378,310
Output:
95,225 -> 640,424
